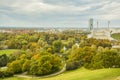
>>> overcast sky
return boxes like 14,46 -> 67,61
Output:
0,0 -> 120,28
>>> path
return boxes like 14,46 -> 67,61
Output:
14,63 -> 66,79
115,76 -> 120,80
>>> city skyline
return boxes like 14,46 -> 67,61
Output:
0,0 -> 120,28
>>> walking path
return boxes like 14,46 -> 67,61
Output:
115,76 -> 120,80
14,63 -> 66,79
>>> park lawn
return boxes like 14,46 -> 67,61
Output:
0,49 -> 19,56
0,77 -> 24,80
2,68 -> 120,80
111,33 -> 120,41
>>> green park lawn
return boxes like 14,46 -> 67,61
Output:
0,49 -> 19,55
2,68 -> 120,80
111,33 -> 120,41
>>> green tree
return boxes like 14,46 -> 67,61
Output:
22,60 -> 31,72
90,48 -> 120,69
53,40 -> 62,53
7,60 -> 23,73
29,53 -> 63,75
0,54 -> 8,67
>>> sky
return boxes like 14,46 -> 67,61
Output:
0,0 -> 120,28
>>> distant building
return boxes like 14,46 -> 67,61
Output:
89,18 -> 93,31
112,45 -> 120,49
87,19 -> 119,41
87,29 -> 115,40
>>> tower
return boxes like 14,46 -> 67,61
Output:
108,21 -> 110,29
97,21 -> 99,29
89,18 -> 93,31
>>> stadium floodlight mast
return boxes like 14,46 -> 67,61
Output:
108,21 -> 110,29
97,21 -> 99,29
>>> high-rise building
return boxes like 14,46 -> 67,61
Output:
89,18 -> 93,31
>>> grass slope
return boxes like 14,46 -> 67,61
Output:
0,49 -> 19,55
111,33 -> 120,41
2,68 -> 120,80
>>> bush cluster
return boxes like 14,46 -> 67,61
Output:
67,46 -> 120,70
0,70 -> 13,78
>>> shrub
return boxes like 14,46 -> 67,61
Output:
0,54 -> 8,67
0,70 -> 13,78
66,61 -> 80,70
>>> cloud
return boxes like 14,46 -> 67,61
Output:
6,0 -> 91,15
0,0 -> 120,27
94,1 -> 120,20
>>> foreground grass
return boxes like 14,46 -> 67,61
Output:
0,49 -> 19,55
2,68 -> 120,80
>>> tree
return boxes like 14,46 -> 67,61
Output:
29,53 -> 63,75
38,38 -> 47,47
0,54 -> 8,67
53,40 -> 62,53
67,38 -> 75,48
22,60 -> 31,72
90,48 -> 120,69
7,60 -> 23,73
68,46 -> 97,69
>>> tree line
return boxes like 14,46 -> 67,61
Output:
0,31 -> 120,78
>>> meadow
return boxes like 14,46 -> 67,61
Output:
2,68 -> 120,80
0,49 -> 19,55
111,33 -> 120,41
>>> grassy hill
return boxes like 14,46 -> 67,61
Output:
2,68 -> 120,80
111,33 -> 120,41
0,49 -> 19,55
